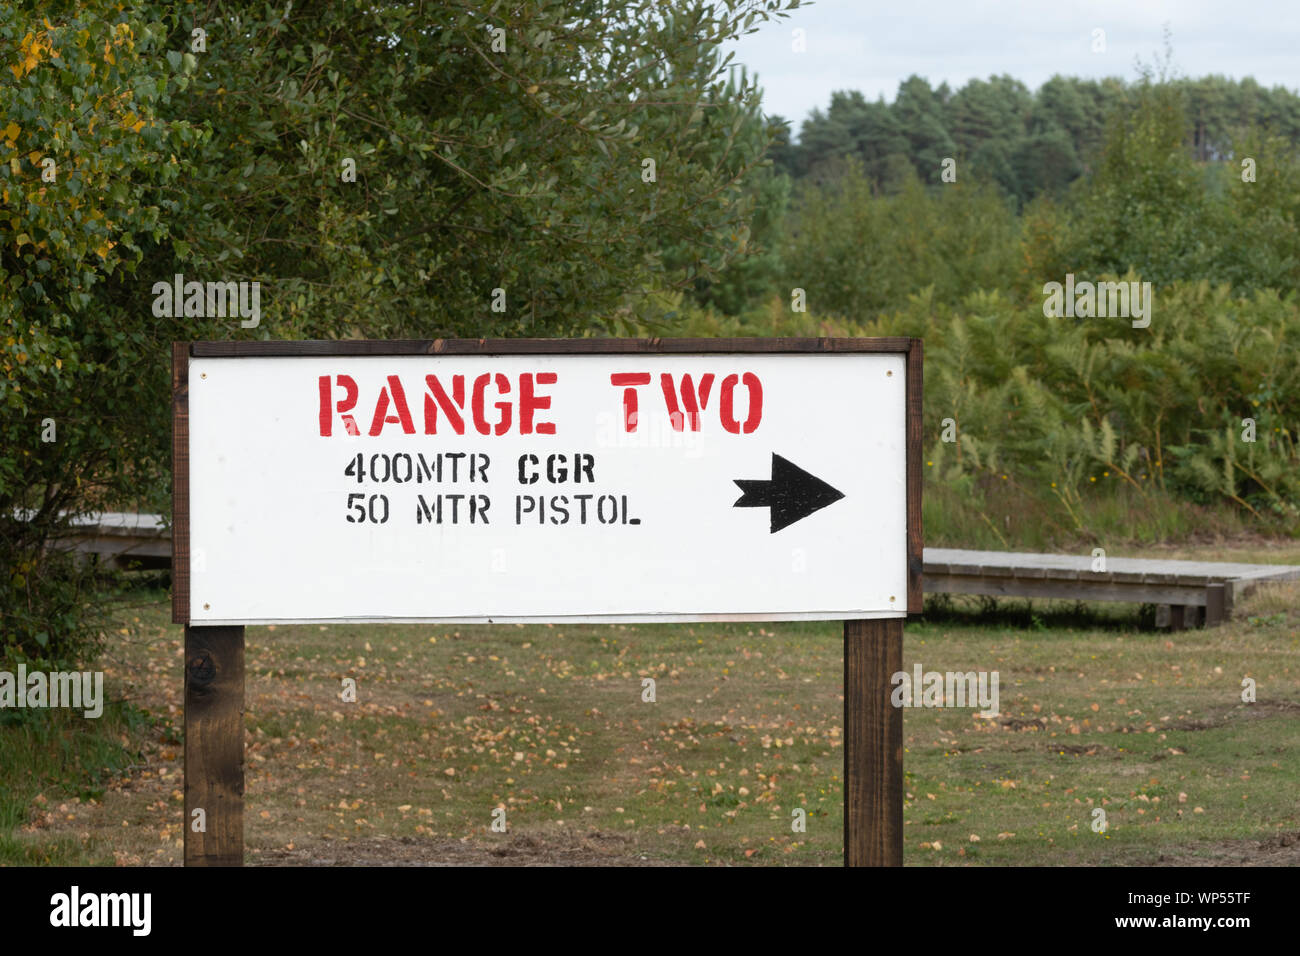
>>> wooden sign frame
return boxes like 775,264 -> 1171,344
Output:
172,337 -> 922,867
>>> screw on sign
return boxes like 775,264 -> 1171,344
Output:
172,338 -> 922,866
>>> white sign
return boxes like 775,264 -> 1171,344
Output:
186,352 -> 907,623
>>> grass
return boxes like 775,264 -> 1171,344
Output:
900,588 -> 1300,864
3,569 -> 1297,866
0,699 -> 154,865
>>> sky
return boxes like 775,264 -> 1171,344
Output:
724,0 -> 1300,138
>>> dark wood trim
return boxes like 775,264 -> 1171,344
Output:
844,617 -> 904,866
189,336 -> 915,357
905,339 -> 924,613
172,343 -> 190,625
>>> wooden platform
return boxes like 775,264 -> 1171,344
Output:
48,514 -> 1300,628
55,511 -> 171,568
925,548 -> 1300,628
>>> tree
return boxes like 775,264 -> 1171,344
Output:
1065,67 -> 1206,286
948,75 -> 1031,159
1,0 -> 803,664
1010,128 -> 1082,202
2,5 -> 193,664
892,76 -> 957,183
766,114 -> 800,177
796,96 -> 856,181
154,0 -> 803,337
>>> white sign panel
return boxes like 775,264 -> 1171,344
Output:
186,351 -> 907,623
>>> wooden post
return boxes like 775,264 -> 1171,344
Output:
184,625 -> 245,866
844,618 -> 904,866
1205,584 -> 1225,626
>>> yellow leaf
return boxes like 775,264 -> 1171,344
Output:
2,122 -> 18,141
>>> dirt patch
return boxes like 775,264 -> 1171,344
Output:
1108,699 -> 1300,736
1148,830 -> 1300,867
250,828 -> 680,866
1166,699 -> 1300,732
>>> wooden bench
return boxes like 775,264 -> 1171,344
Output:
923,548 -> 1300,628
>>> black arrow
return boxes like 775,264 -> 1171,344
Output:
733,453 -> 845,533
